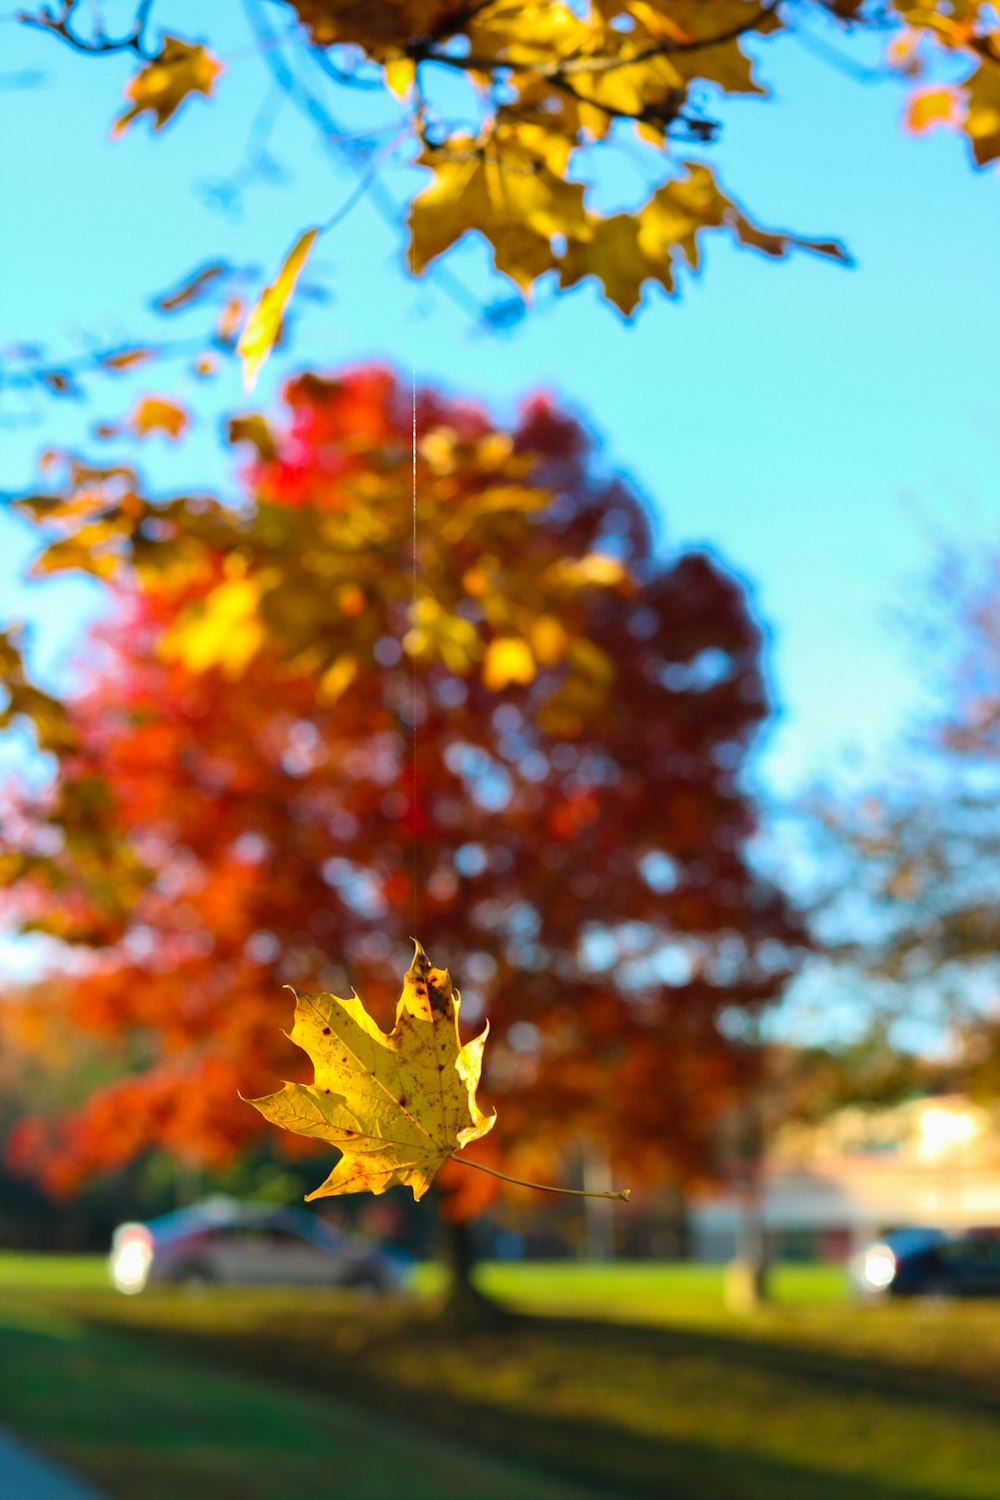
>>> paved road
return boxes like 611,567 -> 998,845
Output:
0,1428 -> 108,1500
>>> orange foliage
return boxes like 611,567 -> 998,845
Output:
5,367 -> 807,1201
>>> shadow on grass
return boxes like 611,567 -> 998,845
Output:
44,1297 -> 998,1500
0,1311 -> 593,1500
524,1310 -> 1000,1420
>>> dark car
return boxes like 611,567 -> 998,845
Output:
109,1196 -> 410,1295
851,1227 -> 1000,1299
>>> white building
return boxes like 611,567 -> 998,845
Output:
690,1095 -> 1000,1262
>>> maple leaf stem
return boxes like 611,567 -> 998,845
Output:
449,1153 -> 631,1202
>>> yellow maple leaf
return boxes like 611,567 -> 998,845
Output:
560,162 -> 847,309
568,39 -> 684,121
245,942 -> 496,1201
483,636 -> 536,690
907,86 -> 962,132
238,229 -> 320,391
227,413 -> 278,460
160,574 -> 265,677
403,597 -> 482,673
129,396 -> 189,440
290,0 -> 449,52
963,61 -> 1000,165
409,125 -> 589,290
629,0 -> 778,95
548,552 -> 628,589
530,614 -> 569,666
317,652 -> 359,703
560,214 -> 671,315
112,36 -> 223,137
468,0 -> 593,63
383,57 -> 415,98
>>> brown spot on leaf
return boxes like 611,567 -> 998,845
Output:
428,982 -> 450,1016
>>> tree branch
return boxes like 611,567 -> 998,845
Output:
408,0 -> 782,78
16,0 -> 156,58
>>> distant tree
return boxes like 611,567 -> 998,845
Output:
801,544 -> 1000,1066
760,1033 -> 953,1127
5,367 -> 806,1295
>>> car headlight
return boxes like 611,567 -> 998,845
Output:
861,1245 -> 896,1291
110,1225 -> 154,1294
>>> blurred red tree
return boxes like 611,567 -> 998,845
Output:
7,367 -> 806,1223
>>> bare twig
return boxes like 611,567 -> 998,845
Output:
318,127 -> 410,235
244,0 -> 493,330
16,0 -> 156,58
408,1 -> 782,77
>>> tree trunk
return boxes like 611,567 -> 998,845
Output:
725,1061 -> 772,1313
438,1217 -> 509,1327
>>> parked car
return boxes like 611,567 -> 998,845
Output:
109,1197 -> 410,1295
850,1227 -> 1000,1299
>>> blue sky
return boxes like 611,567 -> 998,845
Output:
2,0 -> 999,815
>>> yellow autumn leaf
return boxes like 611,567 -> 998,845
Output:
569,43 -> 684,122
403,597 -> 481,673
907,86 -> 962,132
530,614 -> 569,667
728,211 -> 848,263
637,165 -> 731,270
383,57 -> 415,98
483,636 -> 536,690
112,36 -> 223,137
245,942 -> 496,1201
567,635 -> 615,684
418,428 -> 458,473
560,214 -> 671,316
217,294 -> 245,346
963,61 -> 1000,165
129,397 -> 189,440
238,229 -> 319,391
475,432 -> 514,470
317,652 -> 359,703
0,628 -> 77,755
468,0 -> 592,64
409,125 -> 589,290
98,347 -> 156,372
161,576 -> 265,677
227,413 -> 278,460
290,0 -> 450,52
887,26 -> 922,73
562,163 -> 848,310
629,0 -> 778,95
549,552 -> 627,589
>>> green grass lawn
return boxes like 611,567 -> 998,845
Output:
0,1252 -> 109,1289
2,1256 -> 1000,1500
456,1257 -> 848,1314
0,1293 -> 595,1500
0,1250 -> 846,1305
